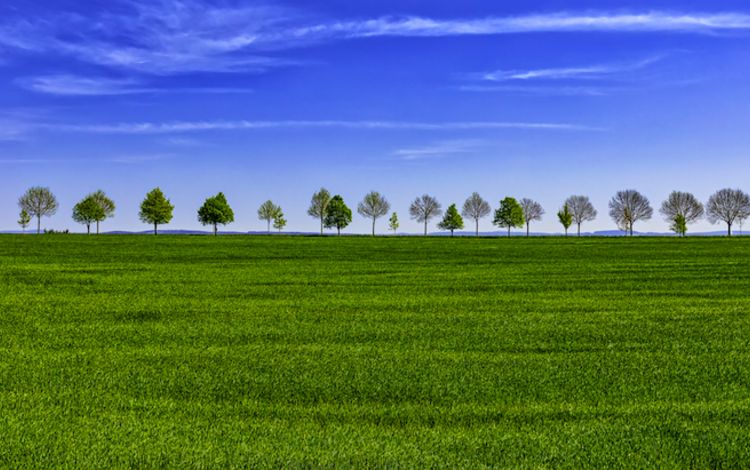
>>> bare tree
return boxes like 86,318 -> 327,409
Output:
565,195 -> 597,236
357,191 -> 391,236
410,194 -> 442,236
18,187 -> 59,234
519,198 -> 544,237
706,188 -> 750,237
307,188 -> 331,235
462,192 -> 491,236
258,200 -> 281,233
660,191 -> 704,237
608,190 -> 653,236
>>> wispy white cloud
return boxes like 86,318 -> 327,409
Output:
18,75 -> 153,96
40,119 -> 599,134
459,85 -> 614,96
479,56 -> 663,82
17,74 -> 256,96
322,13 -> 750,38
1,5 -> 749,76
393,139 -> 485,160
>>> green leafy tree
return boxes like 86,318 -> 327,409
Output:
357,191 -> 390,236
307,188 -> 332,235
671,214 -> 687,237
273,210 -> 287,232
18,186 -> 59,234
139,188 -> 174,235
493,197 -> 524,238
388,212 -> 399,234
438,203 -> 464,237
324,195 -> 352,236
258,200 -> 281,233
558,203 -> 573,236
18,210 -> 31,233
72,195 -> 105,235
90,190 -> 116,234
198,192 -> 235,236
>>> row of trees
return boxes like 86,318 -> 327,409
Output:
15,186 -> 750,236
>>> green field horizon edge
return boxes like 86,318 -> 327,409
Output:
2,235 -> 749,467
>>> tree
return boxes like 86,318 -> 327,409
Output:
438,204 -> 464,237
90,190 -> 115,234
307,188 -> 332,235
558,204 -> 573,236
357,191 -> 390,236
388,212 -> 399,234
258,200 -> 281,233
18,210 -> 31,233
659,191 -> 704,237
462,192 -> 491,236
609,190 -> 653,236
324,195 -> 352,236
706,188 -> 750,237
410,194 -> 442,236
139,188 -> 174,235
493,197 -> 524,237
18,187 -> 59,234
273,209 -> 287,233
671,214 -> 688,237
198,192 -> 235,236
565,195 -> 597,236
72,195 -> 104,235
519,198 -> 544,237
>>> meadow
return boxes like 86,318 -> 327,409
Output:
1,235 -> 750,467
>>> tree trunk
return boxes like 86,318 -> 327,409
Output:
451,229 -> 454,238
214,224 -> 218,236
577,223 -> 581,237
154,222 -> 158,235
337,227 -> 341,236
565,228 -> 568,237
37,216 -> 41,235
96,220 -> 100,235
267,220 -> 271,234
475,219 -> 479,237
507,226 -> 511,238
526,222 -> 530,237
87,224 -> 91,235
372,218 -> 376,236
728,222 -> 732,237
320,217 -> 324,235
424,221 -> 428,236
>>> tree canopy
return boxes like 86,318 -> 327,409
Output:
139,188 -> 174,235
73,195 -> 105,234
438,204 -> 464,237
493,197 -> 525,237
324,195 -> 352,235
558,204 -> 573,236
198,192 -> 235,235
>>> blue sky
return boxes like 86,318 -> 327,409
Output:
2,0 -> 750,234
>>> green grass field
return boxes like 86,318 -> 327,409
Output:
2,235 -> 750,467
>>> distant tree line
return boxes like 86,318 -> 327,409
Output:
13,186 -> 750,237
